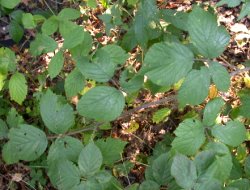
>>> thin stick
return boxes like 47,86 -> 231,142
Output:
230,67 -> 250,77
43,0 -> 56,15
47,124 -> 103,140
47,95 -> 176,139
118,95 -> 176,119
218,56 -> 237,70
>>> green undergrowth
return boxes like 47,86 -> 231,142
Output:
1,0 -> 250,189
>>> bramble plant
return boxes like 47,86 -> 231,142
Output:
1,0 -> 250,189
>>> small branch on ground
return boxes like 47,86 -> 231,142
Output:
47,94 -> 177,139
230,67 -> 250,77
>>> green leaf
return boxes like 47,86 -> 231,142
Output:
0,48 -> 16,74
48,160 -> 80,190
48,51 -> 64,79
238,91 -> 250,118
171,154 -> 197,189
22,13 -> 36,29
59,20 -> 78,37
6,108 -> 24,128
42,16 -> 59,35
87,0 -> 97,8
230,157 -> 243,180
70,31 -> 92,58
2,142 -> 19,164
194,178 -> 222,190
65,68 -> 85,98
40,90 -> 75,134
212,121 -> 246,147
152,153 -> 172,185
120,71 -> 144,94
127,0 -> 138,5
217,0 -> 241,7
209,61 -> 230,91
142,42 -> 194,86
58,8 -> 81,20
77,86 -> 125,121
78,142 -> 103,177
76,54 -> 115,82
161,9 -> 189,31
9,72 -> 27,105
204,142 -> 233,181
100,45 -> 128,65
121,28 -> 137,51
7,124 -> 48,161
9,20 -> 24,43
238,2 -> 250,20
0,119 -> 8,140
134,0 -> 159,47
194,150 -> 216,176
0,0 -> 20,9
30,34 -> 57,56
152,108 -> 171,124
178,67 -> 210,107
187,6 -> 230,58
244,155 -> 250,177
227,179 -> 250,190
47,136 -> 83,164
99,14 -> 114,35
0,73 -> 6,91
139,180 -> 160,190
96,137 -> 127,166
10,10 -> 24,24
172,119 -> 205,155
203,97 -> 225,126
63,26 -> 85,49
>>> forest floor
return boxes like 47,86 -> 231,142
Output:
0,0 -> 250,189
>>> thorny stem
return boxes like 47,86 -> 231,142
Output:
194,57 -> 250,76
230,67 -> 250,77
118,94 -> 176,119
44,61 -> 250,141
47,95 -> 176,140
